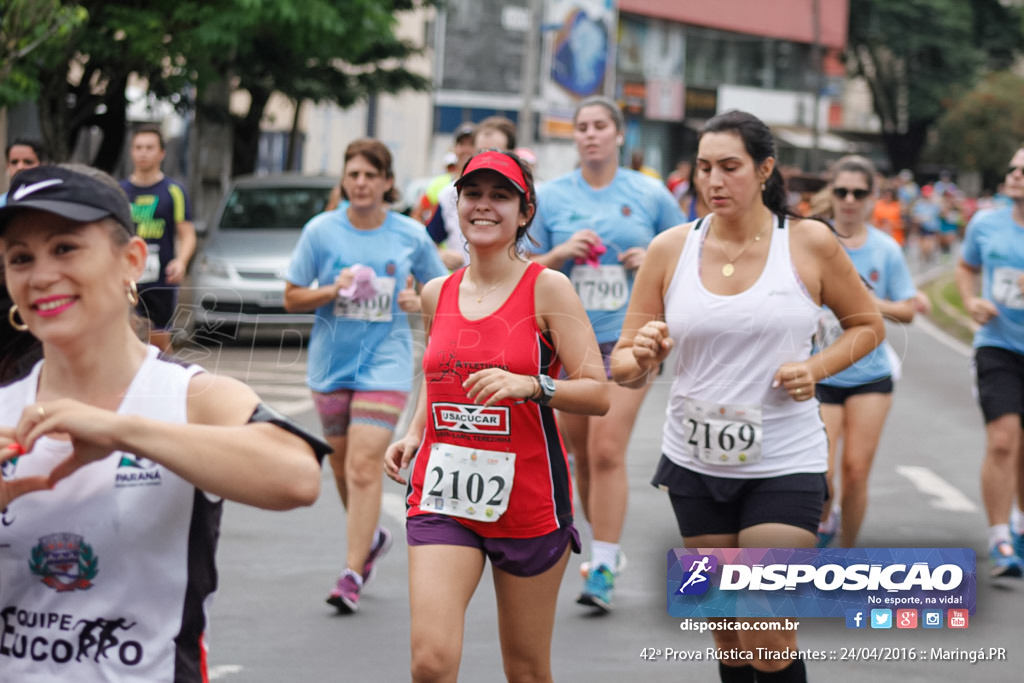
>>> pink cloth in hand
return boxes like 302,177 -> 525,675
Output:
574,242 -> 607,268
337,264 -> 377,302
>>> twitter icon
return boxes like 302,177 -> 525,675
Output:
871,609 -> 892,629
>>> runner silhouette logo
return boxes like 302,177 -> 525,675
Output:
677,554 -> 718,595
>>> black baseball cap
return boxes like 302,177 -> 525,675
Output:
0,165 -> 135,235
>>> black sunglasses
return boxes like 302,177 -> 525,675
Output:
1006,165 -> 1024,176
832,187 -> 870,200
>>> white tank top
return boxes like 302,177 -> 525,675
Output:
0,346 -> 218,682
661,215 -> 827,477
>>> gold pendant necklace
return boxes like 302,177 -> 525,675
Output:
712,217 -> 766,278
472,280 -> 502,303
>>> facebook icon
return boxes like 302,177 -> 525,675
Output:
845,609 -> 866,629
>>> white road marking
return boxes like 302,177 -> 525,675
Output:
208,664 -> 244,679
911,316 -> 971,358
896,465 -> 978,512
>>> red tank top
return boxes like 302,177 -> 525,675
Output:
407,262 -> 573,538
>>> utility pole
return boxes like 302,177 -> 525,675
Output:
810,0 -> 823,173
518,0 -> 541,147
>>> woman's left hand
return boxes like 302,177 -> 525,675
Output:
618,247 -> 646,271
463,369 -> 538,407
16,399 -> 125,486
0,429 -> 50,509
772,361 -> 816,402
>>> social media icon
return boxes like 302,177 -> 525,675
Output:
870,609 -> 892,629
948,609 -> 969,629
922,610 -> 943,628
896,609 -> 918,629
845,609 -> 866,629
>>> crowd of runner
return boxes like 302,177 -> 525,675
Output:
2,98 -> 1024,683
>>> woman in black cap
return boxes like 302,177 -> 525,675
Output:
0,165 -> 327,681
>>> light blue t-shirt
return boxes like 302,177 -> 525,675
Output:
0,192 -> 7,206
286,209 -> 448,392
529,168 -> 684,343
961,207 -> 1024,355
821,226 -> 916,387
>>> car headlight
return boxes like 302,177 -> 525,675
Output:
198,257 -> 233,279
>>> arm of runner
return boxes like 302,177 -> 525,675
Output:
790,219 -> 885,389
874,295 -> 916,323
165,219 -> 197,284
385,276 -> 442,484
955,258 -> 998,325
529,229 -> 601,269
283,270 -> 355,312
610,228 -> 681,389
16,374 -> 322,510
530,268 -> 609,415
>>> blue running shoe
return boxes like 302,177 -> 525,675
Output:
577,564 -> 615,612
816,507 -> 839,548
989,541 -> 1024,579
578,551 -> 628,580
1013,528 -> 1024,564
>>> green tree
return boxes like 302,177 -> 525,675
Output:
846,0 -> 1023,172
933,72 -> 1024,189
24,0 -> 433,178
185,0 -> 433,176
0,0 -> 85,108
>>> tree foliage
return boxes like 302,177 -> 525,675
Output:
846,0 -> 1024,172
0,0 -> 85,108
933,72 -> 1024,189
19,0 -> 433,174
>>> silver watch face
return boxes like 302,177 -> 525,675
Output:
538,374 -> 556,401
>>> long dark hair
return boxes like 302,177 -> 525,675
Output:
699,110 -> 799,219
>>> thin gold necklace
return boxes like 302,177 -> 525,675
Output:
711,217 -> 767,277
467,277 -> 503,303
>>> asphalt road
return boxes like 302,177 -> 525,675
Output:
198,314 -> 1021,682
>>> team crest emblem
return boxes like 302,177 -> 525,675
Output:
1,456 -> 18,478
30,533 -> 98,592
621,204 -> 632,217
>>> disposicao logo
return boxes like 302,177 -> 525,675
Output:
667,548 -> 976,618
676,555 -> 718,596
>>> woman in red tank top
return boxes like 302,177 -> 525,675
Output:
385,150 -> 608,682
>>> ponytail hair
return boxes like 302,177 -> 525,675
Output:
699,110 -> 800,219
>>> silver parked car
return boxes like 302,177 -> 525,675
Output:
187,173 -> 337,336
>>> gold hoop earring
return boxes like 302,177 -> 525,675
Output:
8,304 -> 28,332
127,280 -> 140,306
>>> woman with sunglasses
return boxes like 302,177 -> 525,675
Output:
386,150 -> 608,681
813,155 -> 917,548
529,95 -> 684,611
611,112 -> 883,682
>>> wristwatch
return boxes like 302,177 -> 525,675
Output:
534,374 -> 556,406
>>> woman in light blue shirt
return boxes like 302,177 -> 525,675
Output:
814,156 -> 917,548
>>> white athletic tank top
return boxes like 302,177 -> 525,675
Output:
0,346 -> 219,682
661,215 -> 827,478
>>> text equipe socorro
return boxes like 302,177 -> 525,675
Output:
640,647 -> 1008,664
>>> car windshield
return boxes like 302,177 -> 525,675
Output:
218,186 -> 332,229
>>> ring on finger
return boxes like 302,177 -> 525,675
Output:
795,388 -> 803,395
37,405 -> 46,419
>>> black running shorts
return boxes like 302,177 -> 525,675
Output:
652,455 -> 827,537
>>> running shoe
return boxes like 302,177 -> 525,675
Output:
989,541 -> 1024,579
577,564 -> 616,612
326,570 -> 361,613
361,527 -> 393,587
1012,528 -> 1024,564
579,551 -> 627,580
816,508 -> 839,548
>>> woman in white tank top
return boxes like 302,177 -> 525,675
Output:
610,111 -> 885,683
